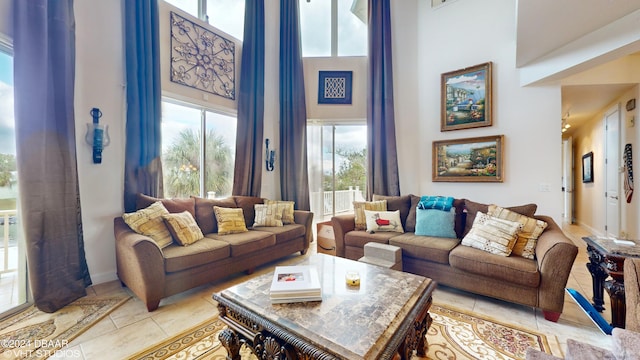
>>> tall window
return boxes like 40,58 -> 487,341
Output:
299,0 -> 367,57
308,123 -> 367,221
161,101 -> 236,199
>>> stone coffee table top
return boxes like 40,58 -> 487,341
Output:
216,253 -> 434,359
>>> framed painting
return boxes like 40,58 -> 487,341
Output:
318,71 -> 353,104
441,62 -> 492,131
432,135 -> 504,182
582,152 -> 594,183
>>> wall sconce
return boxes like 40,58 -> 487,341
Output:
265,138 -> 275,171
85,107 -> 110,164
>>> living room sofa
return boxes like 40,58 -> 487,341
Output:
114,194 -> 313,311
331,194 -> 578,322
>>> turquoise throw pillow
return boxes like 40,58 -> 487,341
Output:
415,208 -> 457,238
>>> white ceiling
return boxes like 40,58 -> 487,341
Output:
516,0 -> 640,134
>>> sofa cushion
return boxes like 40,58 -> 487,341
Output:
389,233 -> 460,264
136,193 -> 196,216
162,211 -> 205,246
488,205 -> 548,259
344,230 -> 397,249
214,206 -> 249,235
123,201 -> 174,248
207,230 -> 276,257
252,224 -> 306,244
364,210 -> 404,233
461,212 -> 521,256
194,197 -> 237,234
449,245 -> 540,287
464,199 -> 537,236
233,196 -> 264,227
415,208 -> 457,238
354,200 -> 387,230
373,194 -> 412,230
253,204 -> 284,227
162,237 -> 230,272
265,200 -> 295,224
405,195 -> 421,232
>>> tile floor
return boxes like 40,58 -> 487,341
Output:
15,224 -> 617,359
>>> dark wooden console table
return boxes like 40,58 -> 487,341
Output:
213,253 -> 435,360
582,236 -> 640,328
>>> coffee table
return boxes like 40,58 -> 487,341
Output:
213,253 -> 435,360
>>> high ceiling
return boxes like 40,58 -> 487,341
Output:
516,0 -> 640,135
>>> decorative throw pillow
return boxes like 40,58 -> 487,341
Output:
122,201 -> 173,248
213,206 -> 248,235
253,204 -> 284,227
415,208 -> 457,238
364,210 -> 404,233
265,200 -> 295,224
162,211 -> 204,246
353,200 -> 387,230
488,205 -> 548,259
463,199 -> 537,237
461,212 -> 522,256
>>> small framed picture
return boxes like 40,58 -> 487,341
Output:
582,152 -> 594,183
318,71 -> 353,105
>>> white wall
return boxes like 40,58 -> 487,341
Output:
413,0 -> 563,221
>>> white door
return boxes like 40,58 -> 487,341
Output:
604,105 -> 621,238
563,137 -> 574,224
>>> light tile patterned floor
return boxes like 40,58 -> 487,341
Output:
4,223 -> 615,359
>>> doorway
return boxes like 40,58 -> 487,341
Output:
604,104 -> 621,238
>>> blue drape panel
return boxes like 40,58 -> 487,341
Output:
279,0 -> 310,210
233,0 -> 265,197
13,0 -> 91,312
124,0 -> 163,212
367,0 -> 400,198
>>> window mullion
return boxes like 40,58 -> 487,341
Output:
200,109 -> 206,197
198,0 -> 208,23
331,0 -> 338,57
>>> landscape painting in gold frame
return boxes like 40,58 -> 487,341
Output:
432,135 -> 504,182
441,62 -> 492,131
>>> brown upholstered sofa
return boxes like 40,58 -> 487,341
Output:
331,194 -> 578,322
114,194 -> 313,311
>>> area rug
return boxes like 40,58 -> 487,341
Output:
130,303 -> 562,360
0,295 -> 130,360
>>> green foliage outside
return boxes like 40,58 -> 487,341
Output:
323,148 -> 366,192
162,128 -> 233,198
0,153 -> 16,188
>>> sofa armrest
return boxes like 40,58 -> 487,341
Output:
294,210 -> 314,250
114,217 -> 166,311
534,215 -> 578,313
331,214 -> 356,258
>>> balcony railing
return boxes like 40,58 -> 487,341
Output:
0,209 -> 17,275
310,187 -> 365,218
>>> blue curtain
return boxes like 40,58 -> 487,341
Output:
367,0 -> 400,198
279,0 -> 310,210
124,0 -> 163,212
13,0 -> 91,312
233,0 -> 265,197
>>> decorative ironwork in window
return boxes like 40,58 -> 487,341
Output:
170,11 -> 235,100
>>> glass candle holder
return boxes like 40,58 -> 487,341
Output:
345,271 -> 360,286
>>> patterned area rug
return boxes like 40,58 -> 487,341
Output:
130,303 -> 562,360
0,295 -> 130,360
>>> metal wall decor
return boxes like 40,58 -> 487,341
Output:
170,11 -> 236,100
318,71 -> 353,104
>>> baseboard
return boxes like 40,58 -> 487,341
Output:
575,221 -> 602,238
90,271 -> 118,285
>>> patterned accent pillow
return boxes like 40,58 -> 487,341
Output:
122,201 -> 173,248
461,212 -> 522,256
213,206 -> 248,235
253,204 -> 284,227
162,211 -> 204,246
353,200 -> 387,230
488,205 -> 548,259
264,200 -> 295,224
364,210 -> 404,233
415,208 -> 457,238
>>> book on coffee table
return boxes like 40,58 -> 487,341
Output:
270,265 -> 322,303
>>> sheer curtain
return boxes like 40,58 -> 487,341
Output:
366,0 -> 400,198
279,0 -> 310,210
13,0 -> 91,312
233,0 -> 265,197
123,0 -> 163,212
